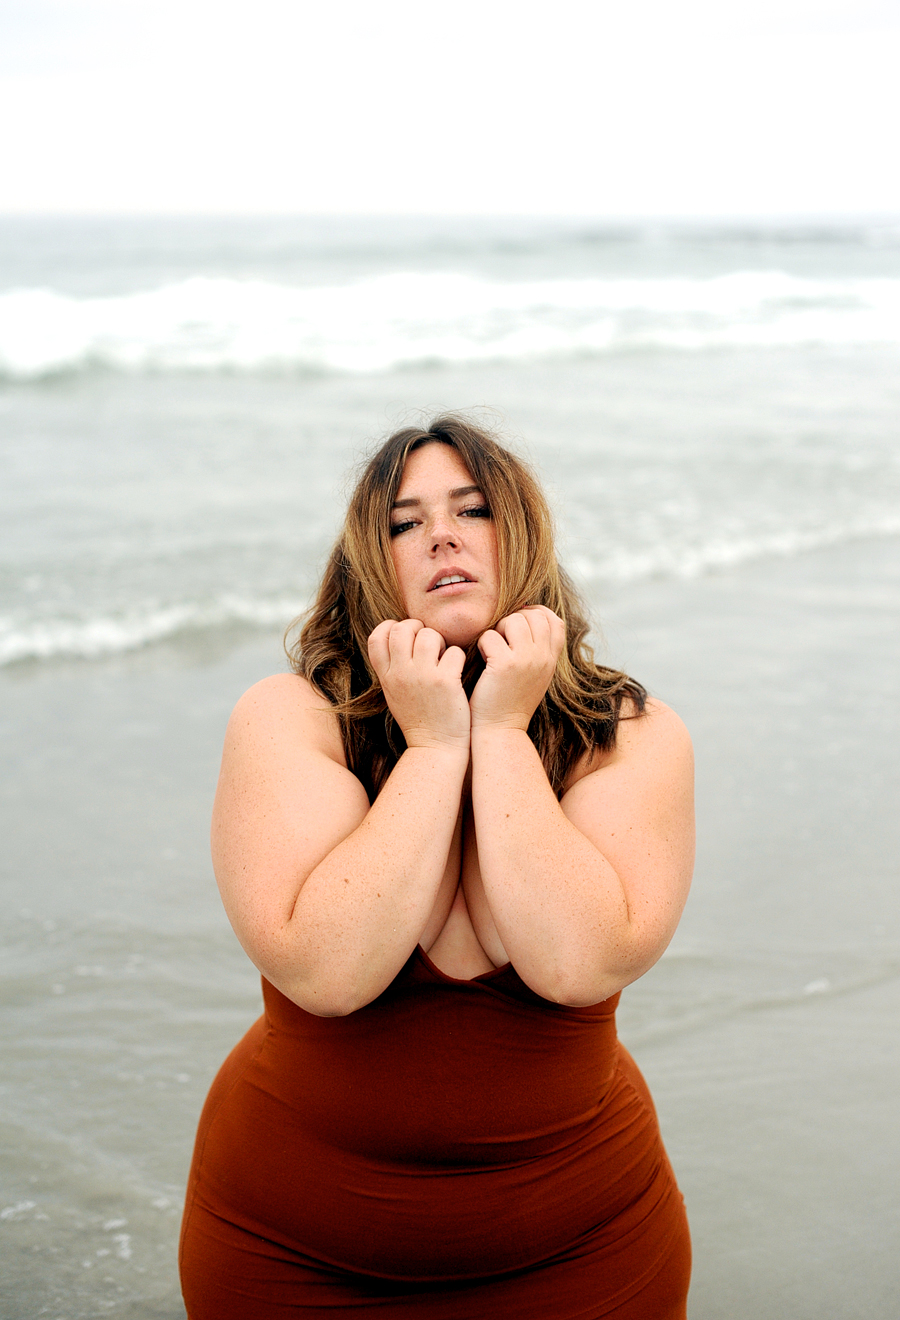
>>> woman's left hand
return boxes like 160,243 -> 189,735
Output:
470,606 -> 566,731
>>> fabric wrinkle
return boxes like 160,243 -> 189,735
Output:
180,945 -> 690,1318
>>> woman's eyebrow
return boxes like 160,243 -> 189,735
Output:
391,485 -> 482,509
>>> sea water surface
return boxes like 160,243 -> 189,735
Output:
1,215 -> 899,1318
1,215 -> 899,668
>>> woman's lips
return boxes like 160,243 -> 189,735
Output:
427,572 -> 476,592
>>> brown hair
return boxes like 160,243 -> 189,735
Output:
285,414 -> 645,799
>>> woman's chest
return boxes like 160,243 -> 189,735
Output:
419,809 -> 508,978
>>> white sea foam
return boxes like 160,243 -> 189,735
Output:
4,519 -> 898,666
1,270 -> 898,380
0,596 -> 303,666
568,514 -> 900,584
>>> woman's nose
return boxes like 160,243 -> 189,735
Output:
429,514 -> 459,551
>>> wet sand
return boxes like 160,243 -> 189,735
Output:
1,535 -> 899,1318
610,534 -> 900,1317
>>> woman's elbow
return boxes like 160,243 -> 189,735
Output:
247,952 -> 362,1016
259,950 -> 388,1018
282,984 -> 367,1017
528,931 -> 673,1008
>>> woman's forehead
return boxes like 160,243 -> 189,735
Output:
397,442 -> 476,495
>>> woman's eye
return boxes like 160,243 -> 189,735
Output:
390,520 -> 416,537
460,505 -> 491,519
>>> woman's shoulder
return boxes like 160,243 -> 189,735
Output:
564,696 -> 692,792
611,696 -> 692,764
226,672 -> 347,765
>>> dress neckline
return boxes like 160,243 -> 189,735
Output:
411,944 -> 621,1015
414,943 -> 513,985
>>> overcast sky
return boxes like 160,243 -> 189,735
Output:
2,0 -> 898,216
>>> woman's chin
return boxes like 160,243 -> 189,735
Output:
430,626 -> 474,652
437,614 -> 490,652
453,633 -> 482,653
418,603 -> 492,652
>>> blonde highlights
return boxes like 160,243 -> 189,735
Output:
286,415 -> 645,799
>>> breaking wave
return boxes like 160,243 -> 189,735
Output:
2,269 -> 898,380
4,517 -> 898,666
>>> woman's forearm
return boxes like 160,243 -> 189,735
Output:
255,744 -> 468,1016
470,727 -> 636,1005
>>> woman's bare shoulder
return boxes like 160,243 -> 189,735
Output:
614,695 -> 692,757
564,696 -> 691,791
226,672 -> 347,765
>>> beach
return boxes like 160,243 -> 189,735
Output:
3,534 -> 898,1318
1,216 -> 899,1318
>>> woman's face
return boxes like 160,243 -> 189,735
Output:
389,443 -> 499,649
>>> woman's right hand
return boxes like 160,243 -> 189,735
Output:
368,619 -> 470,752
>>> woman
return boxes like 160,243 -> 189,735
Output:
180,415 -> 695,1318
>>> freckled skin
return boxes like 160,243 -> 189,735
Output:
389,444 -> 500,651
184,436 -> 695,1314
210,443 -> 694,1011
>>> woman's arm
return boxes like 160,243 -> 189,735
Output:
469,609 -> 694,1006
212,622 -> 470,1016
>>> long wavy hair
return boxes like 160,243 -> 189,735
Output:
285,415 -> 645,800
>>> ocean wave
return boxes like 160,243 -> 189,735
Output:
568,514 -> 900,584
0,596 -> 303,667
1,269 -> 898,380
4,520 -> 898,666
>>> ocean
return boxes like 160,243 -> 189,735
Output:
1,215 -> 899,1318
2,215 -> 899,668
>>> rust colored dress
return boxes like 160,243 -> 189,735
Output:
180,946 -> 690,1318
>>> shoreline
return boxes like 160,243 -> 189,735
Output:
2,533 -> 899,1318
